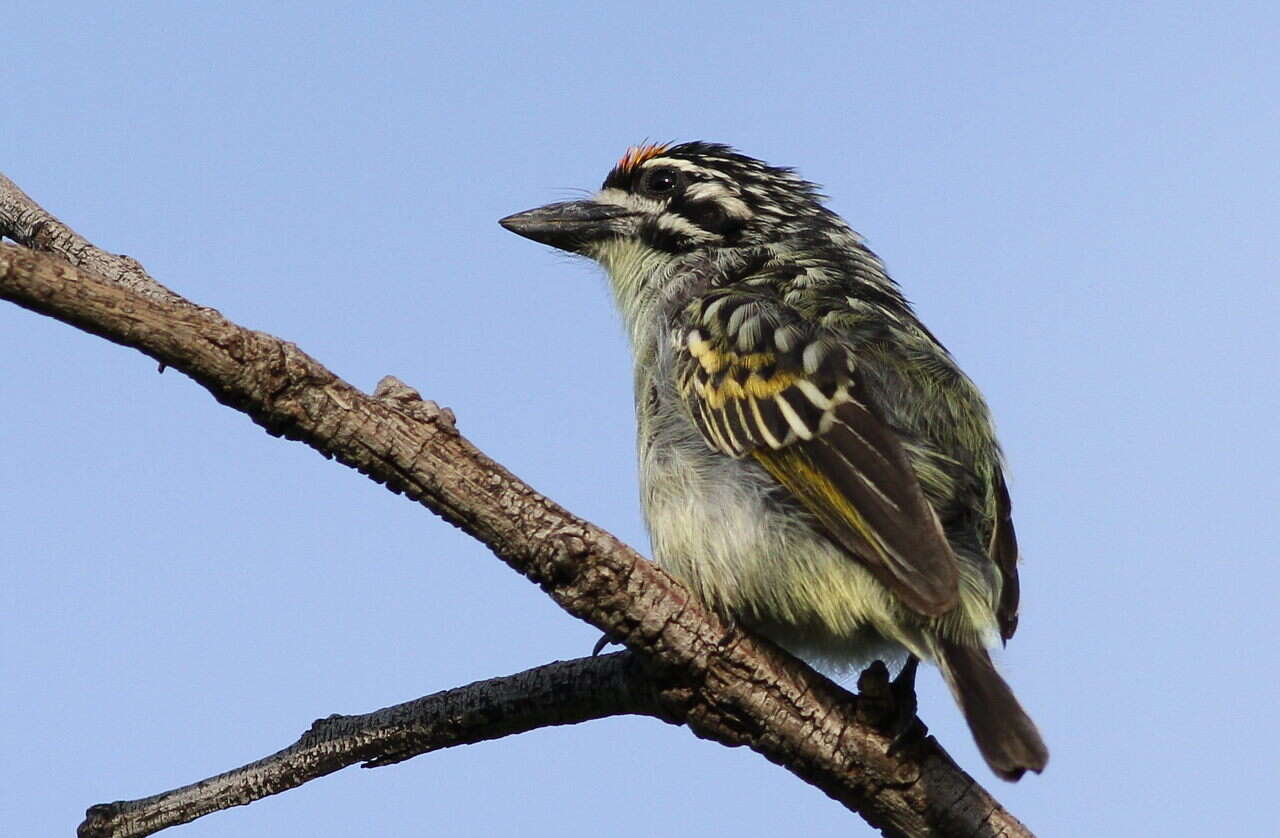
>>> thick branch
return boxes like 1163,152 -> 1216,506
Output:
79,654 -> 660,838
0,179 -> 1035,838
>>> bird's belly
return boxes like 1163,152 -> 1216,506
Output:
639,433 -> 907,668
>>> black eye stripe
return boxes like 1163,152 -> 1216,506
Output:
675,200 -> 722,225
673,200 -> 744,239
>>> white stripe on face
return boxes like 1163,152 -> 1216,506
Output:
594,187 -> 662,213
655,212 -> 721,243
683,182 -> 753,221
639,157 -> 722,180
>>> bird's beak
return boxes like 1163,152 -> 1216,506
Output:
499,200 -> 635,254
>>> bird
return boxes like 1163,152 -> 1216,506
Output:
499,141 -> 1047,781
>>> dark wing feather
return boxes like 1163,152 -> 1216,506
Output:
990,468 -> 1020,640
677,290 -> 960,617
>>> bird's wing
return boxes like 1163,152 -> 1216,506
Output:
675,287 -> 960,616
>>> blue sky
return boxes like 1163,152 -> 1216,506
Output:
4,3 -> 1278,835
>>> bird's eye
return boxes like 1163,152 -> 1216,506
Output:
639,167 -> 683,197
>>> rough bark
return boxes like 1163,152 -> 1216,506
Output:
79,654 -> 663,837
0,173 -> 1036,838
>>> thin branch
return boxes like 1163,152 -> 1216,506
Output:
79,654 -> 661,838
0,174 -> 1036,838
0,172 -> 180,303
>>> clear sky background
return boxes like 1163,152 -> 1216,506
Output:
4,3 -> 1277,836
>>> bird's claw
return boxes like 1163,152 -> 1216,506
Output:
857,656 -> 924,753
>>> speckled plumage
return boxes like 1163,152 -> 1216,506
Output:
500,142 -> 1046,781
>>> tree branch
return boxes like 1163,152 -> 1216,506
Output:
0,173 -> 1035,838
79,653 -> 661,838
0,172 -> 180,303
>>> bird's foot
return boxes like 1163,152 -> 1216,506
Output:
856,656 -> 925,753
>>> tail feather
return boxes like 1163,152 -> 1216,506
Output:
933,638 -> 1048,781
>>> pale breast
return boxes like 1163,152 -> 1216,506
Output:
637,379 -> 910,657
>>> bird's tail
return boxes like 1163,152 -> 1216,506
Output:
932,637 -> 1048,781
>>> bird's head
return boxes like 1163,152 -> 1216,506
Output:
500,142 -> 837,259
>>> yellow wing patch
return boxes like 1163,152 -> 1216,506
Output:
753,447 -> 893,566
686,334 -> 798,407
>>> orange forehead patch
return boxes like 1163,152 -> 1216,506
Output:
616,142 -> 671,173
